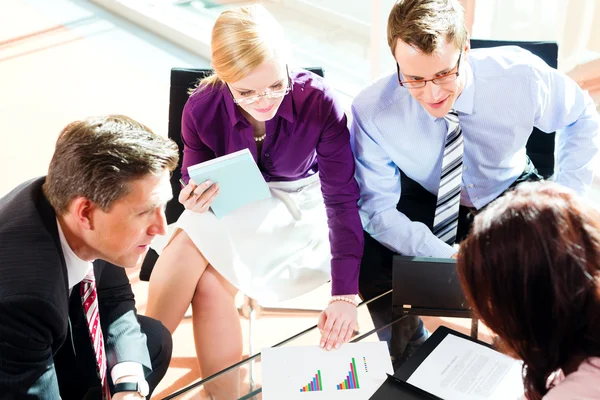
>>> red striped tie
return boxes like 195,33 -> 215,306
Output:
81,270 -> 111,400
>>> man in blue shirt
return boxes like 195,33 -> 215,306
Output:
351,0 -> 600,366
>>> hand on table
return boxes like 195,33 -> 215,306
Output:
317,297 -> 358,351
179,179 -> 219,213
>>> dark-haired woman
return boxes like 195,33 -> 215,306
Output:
457,181 -> 600,400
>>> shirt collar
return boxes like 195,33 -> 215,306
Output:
276,85 -> 295,123
56,218 -> 93,290
222,79 -> 296,127
453,58 -> 475,116
222,83 -> 246,127
425,57 -> 475,122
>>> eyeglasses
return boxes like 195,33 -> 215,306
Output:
397,53 -> 462,89
228,65 -> 292,105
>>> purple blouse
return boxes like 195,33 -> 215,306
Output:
180,69 -> 364,295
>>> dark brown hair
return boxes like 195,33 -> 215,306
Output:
387,0 -> 467,55
457,182 -> 600,399
43,115 -> 179,214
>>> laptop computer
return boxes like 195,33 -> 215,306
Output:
392,256 -> 472,318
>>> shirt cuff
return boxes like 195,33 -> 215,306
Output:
111,362 -> 145,384
425,238 -> 457,259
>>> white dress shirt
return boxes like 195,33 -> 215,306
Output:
351,46 -> 600,258
56,219 -> 145,384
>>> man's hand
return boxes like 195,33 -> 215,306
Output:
317,296 -> 358,351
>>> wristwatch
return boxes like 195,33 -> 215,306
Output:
113,379 -> 150,397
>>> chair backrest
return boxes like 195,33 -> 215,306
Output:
164,68 -> 212,224
140,67 -> 325,281
392,256 -> 472,318
469,39 -> 558,179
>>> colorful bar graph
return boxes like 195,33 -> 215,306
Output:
299,370 -> 323,392
336,358 -> 360,390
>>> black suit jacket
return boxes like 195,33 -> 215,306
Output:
0,177 -> 152,399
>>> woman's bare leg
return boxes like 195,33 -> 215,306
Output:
193,265 -> 243,399
147,230 -> 242,398
146,229 -> 209,333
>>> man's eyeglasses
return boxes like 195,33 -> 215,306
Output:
228,65 -> 292,105
397,53 -> 462,89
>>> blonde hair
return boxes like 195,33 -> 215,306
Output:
196,4 -> 287,91
387,0 -> 467,55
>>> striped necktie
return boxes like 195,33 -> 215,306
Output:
432,109 -> 463,245
81,270 -> 111,400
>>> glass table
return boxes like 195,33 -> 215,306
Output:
162,290 -> 404,400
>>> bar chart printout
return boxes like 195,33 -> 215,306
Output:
336,358 -> 360,390
299,370 -> 323,392
261,341 -> 393,400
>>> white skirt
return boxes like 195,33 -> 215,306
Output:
152,173 -> 331,303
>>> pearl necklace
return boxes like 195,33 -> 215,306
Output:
254,133 -> 266,142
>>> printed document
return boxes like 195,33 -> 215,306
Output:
262,341 -> 393,400
407,334 -> 524,400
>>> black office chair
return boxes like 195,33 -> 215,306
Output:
391,40 -> 559,340
140,66 -> 327,355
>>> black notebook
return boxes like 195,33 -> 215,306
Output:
369,374 -> 443,399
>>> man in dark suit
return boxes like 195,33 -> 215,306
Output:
0,115 -> 179,399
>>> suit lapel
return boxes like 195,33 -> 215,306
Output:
36,178 -> 74,353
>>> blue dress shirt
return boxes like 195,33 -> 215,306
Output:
351,46 -> 600,258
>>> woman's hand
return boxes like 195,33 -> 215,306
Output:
317,296 -> 358,351
179,179 -> 220,213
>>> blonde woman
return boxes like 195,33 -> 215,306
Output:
146,4 -> 363,385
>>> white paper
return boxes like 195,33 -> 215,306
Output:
261,342 -> 393,400
407,335 -> 524,400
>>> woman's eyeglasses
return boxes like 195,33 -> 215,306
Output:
229,65 -> 292,105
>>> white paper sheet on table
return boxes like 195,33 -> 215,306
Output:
406,334 -> 524,400
261,341 -> 393,400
